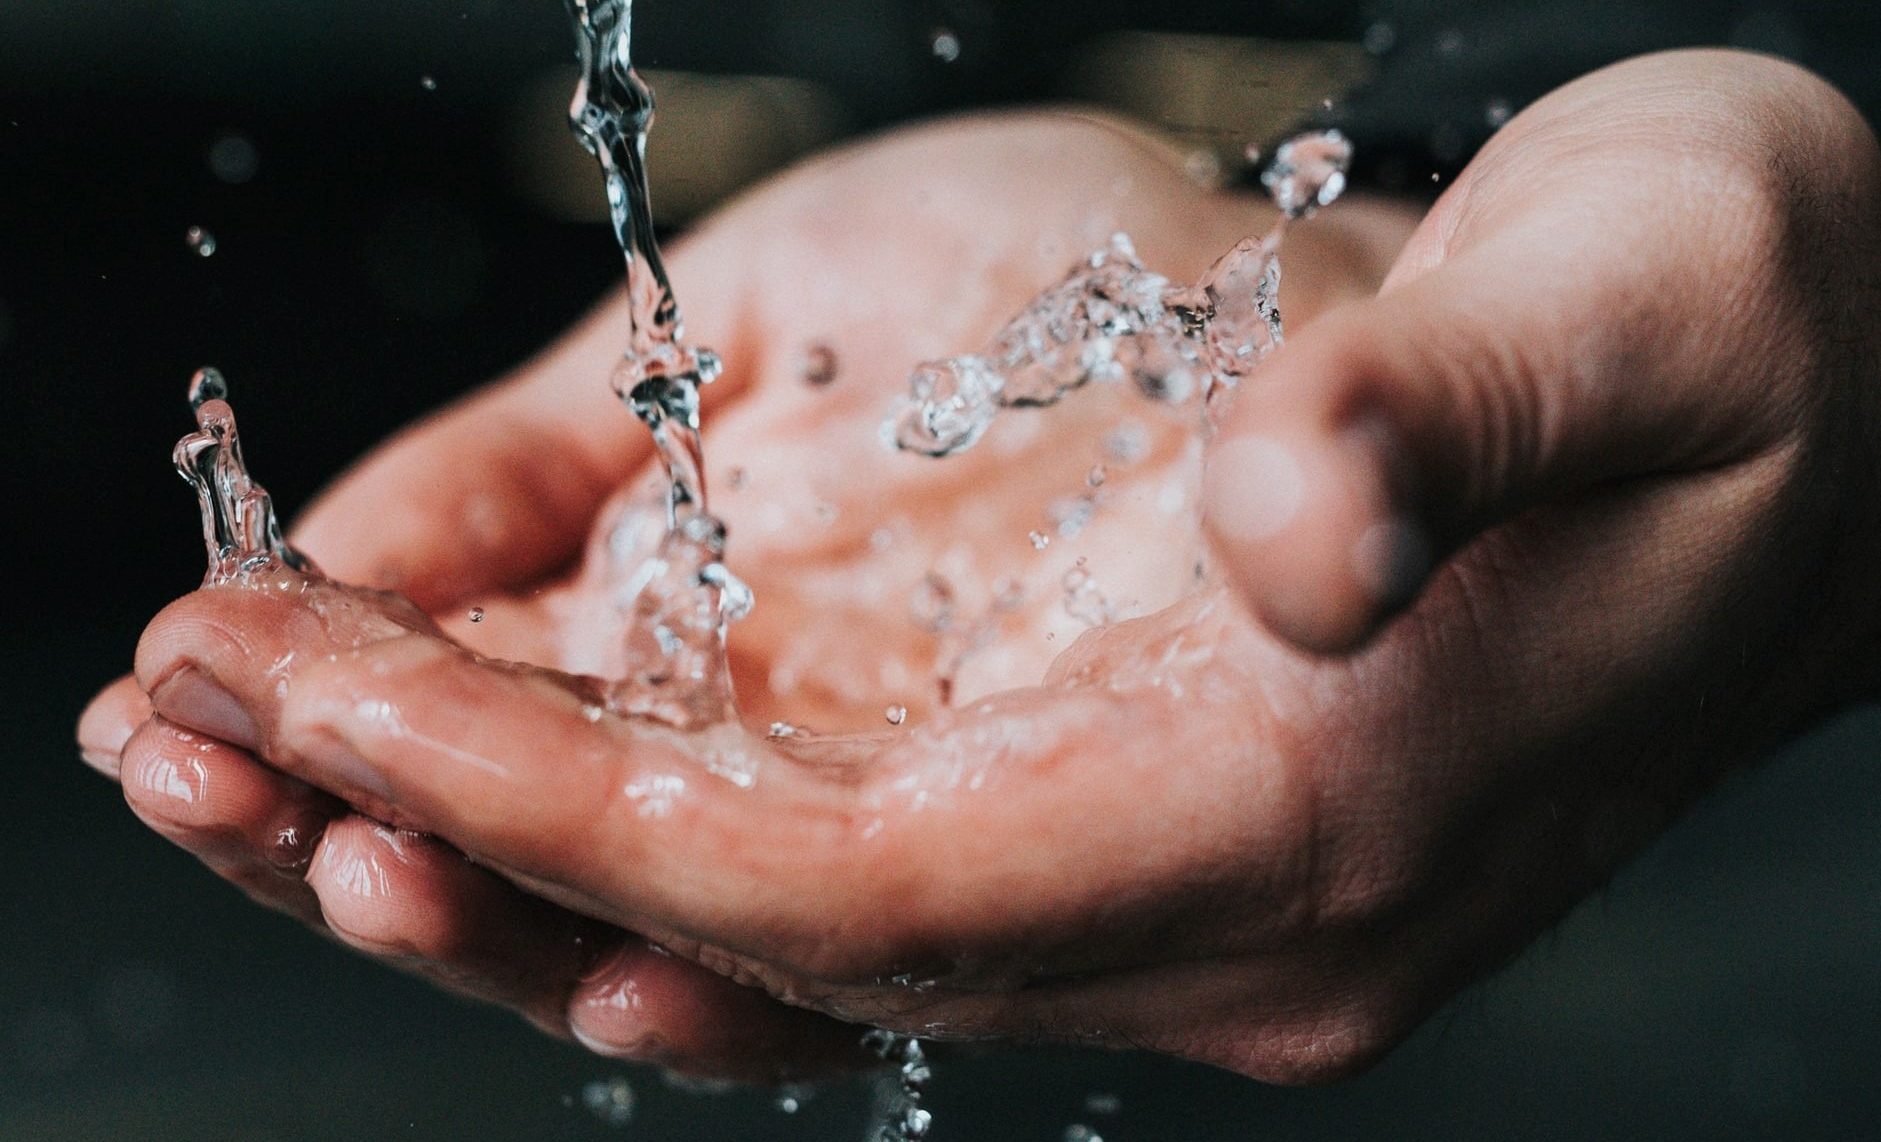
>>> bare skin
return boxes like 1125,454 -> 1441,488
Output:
79,50 -> 1881,1084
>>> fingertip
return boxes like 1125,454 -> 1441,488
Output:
1205,413 -> 1432,654
78,676 -> 149,778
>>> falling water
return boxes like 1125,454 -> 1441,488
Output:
562,0 -> 749,730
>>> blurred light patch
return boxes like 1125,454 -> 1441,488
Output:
1060,33 -> 1370,180
507,69 -> 849,226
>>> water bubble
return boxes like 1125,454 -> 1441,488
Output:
929,28 -> 961,63
580,1076 -> 636,1126
1362,21 -> 1397,54
468,607 -> 485,623
1262,130 -> 1352,219
187,366 -> 228,409
1486,98 -> 1514,129
208,133 -> 259,184
1028,530 -> 1050,551
420,75 -> 438,91
885,705 -> 907,726
186,226 -> 217,257
1064,1127 -> 1105,1142
801,341 -> 839,386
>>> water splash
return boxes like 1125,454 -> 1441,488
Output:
563,0 -> 749,730
173,368 -> 315,585
863,1030 -> 933,1141
889,130 -> 1351,460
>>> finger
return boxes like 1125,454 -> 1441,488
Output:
305,815 -> 602,1029
289,227 -> 755,612
137,575 -> 1294,990
120,716 -> 335,926
1203,220 -> 1790,654
568,940 -> 867,1082
78,674 -> 150,778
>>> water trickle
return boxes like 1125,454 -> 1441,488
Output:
186,226 -> 217,257
173,369 -> 315,585
563,0 -> 748,731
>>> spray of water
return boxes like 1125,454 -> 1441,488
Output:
173,368 -> 314,585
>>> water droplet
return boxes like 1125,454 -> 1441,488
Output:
1486,98 -> 1514,129
420,75 -> 438,91
801,341 -> 838,386
929,28 -> 961,63
1362,21 -> 1397,54
768,721 -> 799,738
208,133 -> 258,184
727,466 -> 747,490
1064,1127 -> 1104,1142
468,607 -> 485,623
1184,149 -> 1223,188
1087,464 -> 1107,488
1242,143 -> 1263,167
1083,1092 -> 1122,1116
580,1076 -> 636,1126
1436,28 -> 1466,57
774,1083 -> 815,1114
1028,530 -> 1050,551
186,226 -> 217,257
1261,130 -> 1353,219
885,705 -> 907,726
187,367 -> 228,409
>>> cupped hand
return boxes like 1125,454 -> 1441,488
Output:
91,47 -> 1881,1084
79,109 -> 1401,1079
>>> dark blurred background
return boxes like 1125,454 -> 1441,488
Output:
4,1 -> 1880,1138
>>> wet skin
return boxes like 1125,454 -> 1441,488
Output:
81,50 -> 1881,1083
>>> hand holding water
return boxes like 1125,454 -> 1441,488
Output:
83,50 -> 1881,1083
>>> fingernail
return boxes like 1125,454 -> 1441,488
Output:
298,733 -> 397,807
79,748 -> 122,777
153,668 -> 259,750
1206,434 -> 1307,542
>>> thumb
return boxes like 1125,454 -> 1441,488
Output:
1202,235 -> 1771,654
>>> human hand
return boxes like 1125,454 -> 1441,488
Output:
99,46 -> 1881,1084
80,110 -> 1404,1078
